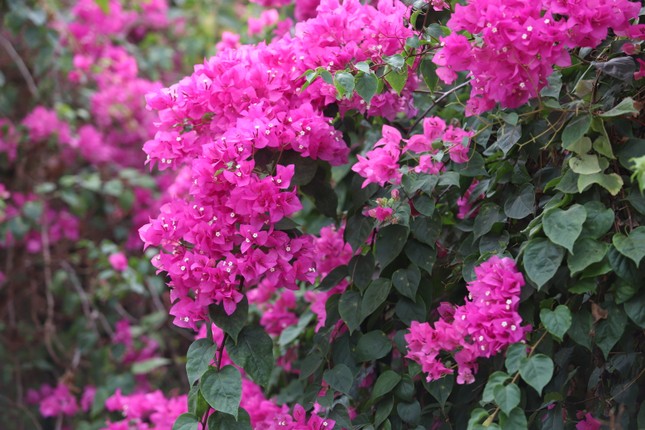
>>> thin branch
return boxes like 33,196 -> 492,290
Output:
407,79 -> 473,135
0,34 -> 39,98
60,261 -> 100,337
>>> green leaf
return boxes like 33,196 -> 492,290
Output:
209,296 -> 248,344
569,309 -> 593,350
334,71 -> 355,99
562,115 -> 591,149
94,0 -> 110,14
523,238 -> 565,289
581,201 -> 614,239
173,413 -> 199,430
397,401 -> 421,425
412,194 -> 435,216
392,265 -> 421,300
482,371 -> 510,404
505,343 -> 527,374
404,240 -> 436,273
370,370 -> 401,402
563,136 -> 592,155
612,227 -> 645,265
225,325 -> 274,387
593,135 -> 615,159
356,330 -> 392,362
595,305 -> 627,359
468,408 -> 490,430
201,366 -> 242,418
593,57 -> 636,80
355,72 -> 378,104
519,354 -> 554,395
624,293 -> 645,328
355,61 -> 371,73
187,386 -> 209,418
500,408 -> 528,430
540,70 -> 562,98
569,278 -> 598,294
375,224 -> 409,269
543,204 -> 586,254
278,312 -> 314,347
410,216 -> 440,247
131,357 -> 170,375
424,373 -> 453,409
186,339 -> 217,385
374,397 -> 394,428
577,172 -> 624,195
540,305 -> 572,341
567,238 -> 608,274
361,278 -> 392,320
494,383 -> 521,415
475,203 -> 506,238
598,97 -> 639,118
569,153 -> 602,175
495,124 -> 522,156
504,184 -> 535,220
348,253 -> 374,291
339,290 -> 362,333
384,54 -> 406,70
323,364 -> 353,394
385,67 -> 408,95
345,214 -> 375,251
318,265 -> 349,291
207,409 -> 252,430
420,59 -> 438,90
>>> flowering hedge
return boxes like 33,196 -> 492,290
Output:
2,0 -> 645,429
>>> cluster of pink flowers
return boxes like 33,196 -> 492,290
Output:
248,9 -> 281,36
250,0 -> 321,22
434,0 -> 643,115
62,0 -> 170,167
0,192 -> 79,253
352,119 -> 472,189
576,411 -> 602,430
456,179 -> 482,220
304,225 -> 353,330
193,324 -> 338,429
112,319 -> 160,365
405,256 -> 530,384
27,383 -> 96,419
102,389 -> 187,430
140,0 -> 414,329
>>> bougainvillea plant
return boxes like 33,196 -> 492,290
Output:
2,0 -> 645,429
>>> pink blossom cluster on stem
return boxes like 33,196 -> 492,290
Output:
434,0 -> 644,115
405,255 -> 530,384
140,0 -> 416,329
352,118 -> 472,190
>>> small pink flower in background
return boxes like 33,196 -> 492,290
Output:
216,31 -> 241,51
456,180 -> 482,220
576,412 -> 602,430
622,43 -> 638,55
634,58 -> 645,80
28,383 -> 79,418
81,386 -> 96,412
109,252 -> 128,271
248,9 -> 280,36
367,206 -> 393,222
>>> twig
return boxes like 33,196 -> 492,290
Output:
407,79 -> 473,135
0,34 -> 39,98
60,261 -> 100,336
40,220 -> 62,365
0,394 -> 44,430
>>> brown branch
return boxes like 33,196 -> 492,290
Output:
0,34 -> 39,98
